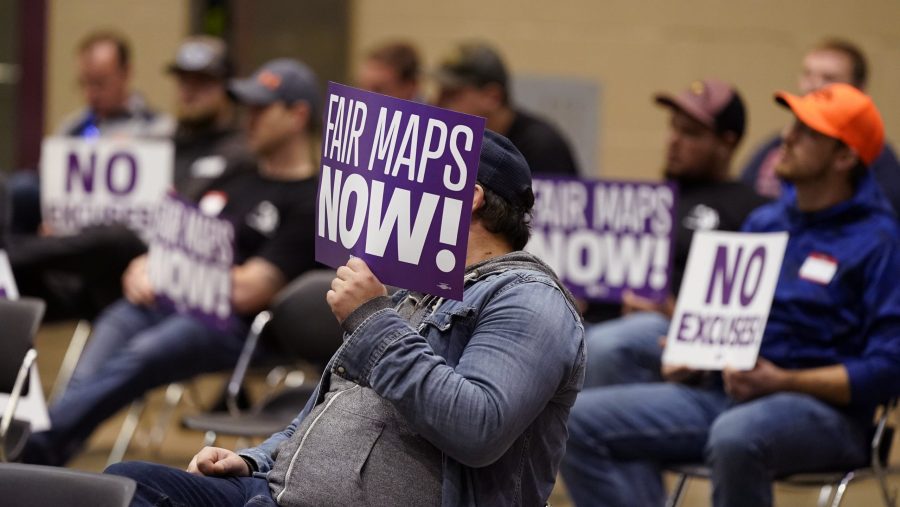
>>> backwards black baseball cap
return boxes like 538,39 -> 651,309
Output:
434,42 -> 509,89
167,36 -> 231,79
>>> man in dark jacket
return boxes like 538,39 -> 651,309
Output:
433,41 -> 581,177
563,84 -> 900,507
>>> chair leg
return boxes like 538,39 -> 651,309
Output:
48,320 -> 91,404
817,485 -> 836,507
203,430 -> 217,447
665,474 -> 689,507
829,472 -> 854,507
106,399 -> 145,467
147,383 -> 186,453
873,465 -> 898,507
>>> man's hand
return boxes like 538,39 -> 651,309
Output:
723,358 -> 789,402
122,254 -> 155,306
622,291 -> 676,318
659,336 -> 705,384
327,257 -> 388,323
186,447 -> 250,477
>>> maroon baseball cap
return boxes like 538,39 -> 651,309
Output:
654,79 -> 746,140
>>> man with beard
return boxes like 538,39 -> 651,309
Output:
563,84 -> 900,507
580,79 -> 767,385
5,36 -> 252,320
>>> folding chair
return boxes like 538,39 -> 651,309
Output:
0,297 -> 46,462
182,269 -> 344,446
665,399 -> 900,507
0,462 -> 135,507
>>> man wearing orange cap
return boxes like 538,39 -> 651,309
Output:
563,83 -> 900,507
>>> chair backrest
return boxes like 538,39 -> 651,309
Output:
0,463 -> 135,507
264,270 -> 344,366
0,298 -> 45,393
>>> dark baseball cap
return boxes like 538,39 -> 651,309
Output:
227,58 -> 321,113
434,42 -> 509,89
654,79 -> 746,140
477,130 -> 534,209
167,36 -> 231,79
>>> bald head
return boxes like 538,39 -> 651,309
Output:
77,33 -> 131,118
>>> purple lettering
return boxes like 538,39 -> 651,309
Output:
705,245 -> 744,305
66,151 -> 96,193
105,152 -> 138,195
739,246 -> 766,306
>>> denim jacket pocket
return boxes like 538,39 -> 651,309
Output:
419,306 -> 476,332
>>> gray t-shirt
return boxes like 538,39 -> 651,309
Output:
266,372 -> 442,506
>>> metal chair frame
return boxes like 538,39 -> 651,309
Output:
0,297 -> 46,462
666,399 -> 899,507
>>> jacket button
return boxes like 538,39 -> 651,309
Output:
337,366 -> 346,374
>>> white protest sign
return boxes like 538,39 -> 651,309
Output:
0,250 -> 18,299
663,230 -> 788,370
147,194 -> 234,330
40,136 -> 174,239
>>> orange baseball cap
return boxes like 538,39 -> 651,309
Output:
775,83 -> 884,166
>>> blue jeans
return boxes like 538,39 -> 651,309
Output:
561,383 -> 870,507
105,461 -> 276,507
583,312 -> 669,388
24,300 -> 247,465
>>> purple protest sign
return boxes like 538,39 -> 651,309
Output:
147,193 -> 235,331
525,176 -> 676,303
315,83 -> 486,300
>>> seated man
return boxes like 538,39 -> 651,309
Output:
105,131 -> 585,506
22,58 -> 322,466
741,38 -> 900,213
434,41 -> 580,176
562,83 -> 900,507
583,79 -> 767,386
8,35 -> 252,321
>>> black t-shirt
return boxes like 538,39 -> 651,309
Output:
199,169 -> 319,283
505,109 -> 579,176
670,179 -> 769,295
174,125 -> 255,202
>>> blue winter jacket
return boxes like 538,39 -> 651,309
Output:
743,171 -> 900,416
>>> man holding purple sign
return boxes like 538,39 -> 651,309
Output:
563,84 -> 900,507
106,127 -> 584,506
581,79 -> 768,387
23,58 -> 321,467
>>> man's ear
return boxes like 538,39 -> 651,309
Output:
472,184 -> 485,213
290,101 -> 311,132
834,145 -> 861,174
481,83 -> 505,109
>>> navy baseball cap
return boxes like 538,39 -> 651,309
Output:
227,58 -> 321,113
477,130 -> 534,209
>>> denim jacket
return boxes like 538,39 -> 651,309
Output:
240,251 -> 585,506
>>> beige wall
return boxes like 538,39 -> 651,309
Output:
351,0 -> 900,180
45,0 -> 189,133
